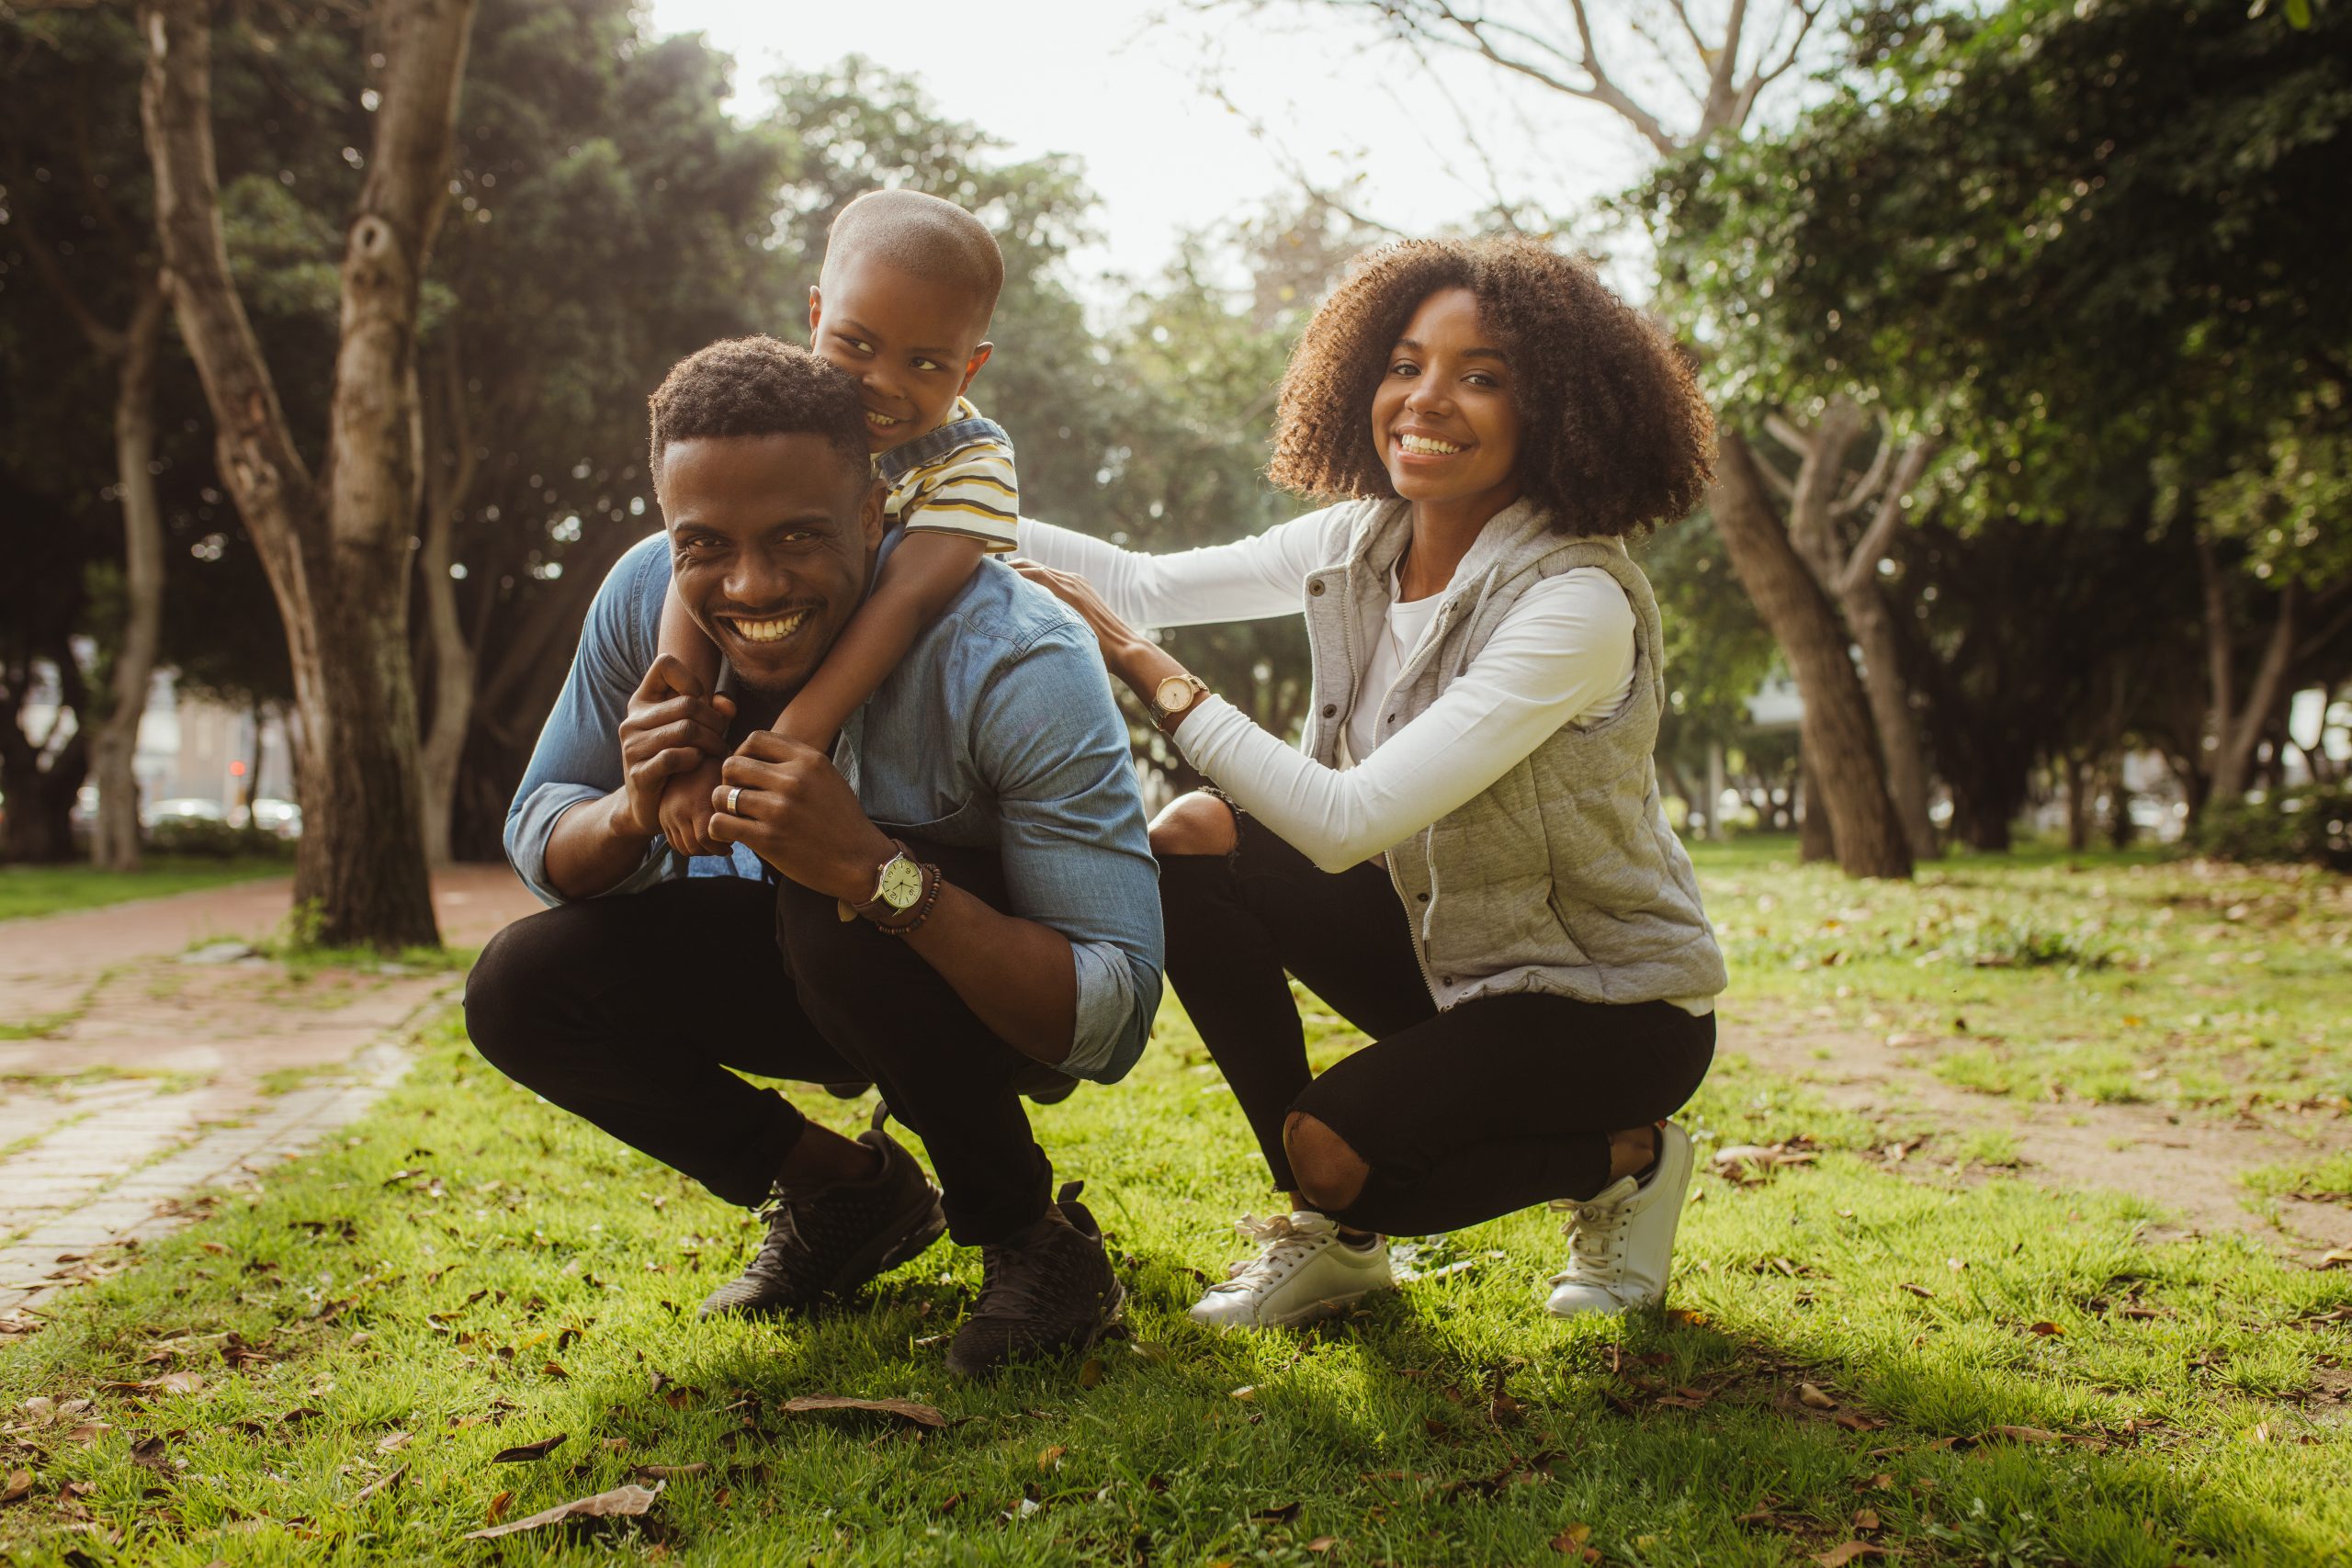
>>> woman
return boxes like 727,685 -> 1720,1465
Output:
1015,236 -> 1725,1329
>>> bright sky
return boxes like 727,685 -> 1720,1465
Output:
644,0 -> 1660,304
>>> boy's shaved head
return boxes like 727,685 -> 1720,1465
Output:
821,189 -> 1004,331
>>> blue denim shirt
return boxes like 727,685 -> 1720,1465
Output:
503,532 -> 1163,1082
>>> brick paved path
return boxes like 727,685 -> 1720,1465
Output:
0,865 -> 539,1323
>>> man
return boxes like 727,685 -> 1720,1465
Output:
465,336 -> 1162,1377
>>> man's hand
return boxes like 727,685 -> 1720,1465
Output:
708,730 -> 897,902
615,655 -> 735,841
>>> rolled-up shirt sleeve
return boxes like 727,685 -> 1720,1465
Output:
967,620 -> 1164,1081
503,536 -> 681,906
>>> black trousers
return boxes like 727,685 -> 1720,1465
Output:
1159,818 -> 1715,1235
463,841 -> 1052,1247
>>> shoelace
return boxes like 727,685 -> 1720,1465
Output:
1548,1195 -> 1630,1280
1209,1213 -> 1328,1293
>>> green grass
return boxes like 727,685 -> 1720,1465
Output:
1690,837 -> 2352,1116
0,1000 -> 2345,1566
0,855 -> 288,923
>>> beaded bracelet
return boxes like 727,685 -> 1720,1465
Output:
872,858 -> 944,938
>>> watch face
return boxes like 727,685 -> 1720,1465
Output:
1155,675 -> 1194,713
877,855 -> 925,911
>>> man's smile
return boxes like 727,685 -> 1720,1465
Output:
718,608 -> 813,646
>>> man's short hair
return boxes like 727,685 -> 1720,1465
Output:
648,335 -> 869,483
821,189 -> 1005,328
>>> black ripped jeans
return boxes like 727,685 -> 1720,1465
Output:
464,842 -> 1053,1247
1159,818 -> 1714,1235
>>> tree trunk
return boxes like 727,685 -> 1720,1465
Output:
415,347 -> 480,865
2199,531 -> 2301,811
1840,576 -> 1941,861
2063,755 -> 2089,852
140,0 -> 474,946
1797,751 -> 1837,863
1711,434 -> 1913,878
1,651 -> 92,864
89,279 -> 169,873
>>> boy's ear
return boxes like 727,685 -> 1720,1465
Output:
807,285 -> 823,339
957,341 -> 993,396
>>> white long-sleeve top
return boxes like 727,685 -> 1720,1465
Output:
1015,509 -> 1637,874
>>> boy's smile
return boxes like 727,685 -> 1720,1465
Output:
808,255 -> 994,454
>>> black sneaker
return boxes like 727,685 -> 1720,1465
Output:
697,1109 -> 944,1320
944,1180 -> 1125,1378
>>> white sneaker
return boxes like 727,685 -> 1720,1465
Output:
1187,1211 -> 1395,1330
1543,1122 -> 1694,1317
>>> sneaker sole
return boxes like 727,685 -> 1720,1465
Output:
1192,1279 -> 1390,1332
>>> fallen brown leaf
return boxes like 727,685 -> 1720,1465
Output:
491,1432 -> 569,1462
1038,1444 -> 1066,1471
486,1490 -> 513,1524
633,1463 -> 707,1480
1897,1282 -> 1935,1299
1306,1538 -> 1340,1553
1798,1382 -> 1838,1410
1851,1506 -> 1881,1530
355,1464 -> 405,1503
1252,1501 -> 1302,1523
2319,1248 -> 2352,1269
2027,1321 -> 2064,1337
377,1432 -> 411,1453
1985,1425 -> 2064,1444
462,1481 -> 662,1540
1551,1523 -> 1592,1552
1815,1544 -> 1885,1567
1078,1358 -> 1104,1389
144,1371 -> 206,1396
2,1470 -> 30,1505
781,1395 -> 945,1429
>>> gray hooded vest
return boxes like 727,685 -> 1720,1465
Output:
1297,498 -> 1726,1010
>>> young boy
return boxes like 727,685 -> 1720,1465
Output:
656,189 -> 1020,856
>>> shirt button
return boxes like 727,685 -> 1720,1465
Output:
1307,581 -> 1326,596
1321,704 -> 1338,717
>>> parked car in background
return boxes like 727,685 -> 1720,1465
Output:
143,796 -> 228,829
247,798 -> 302,839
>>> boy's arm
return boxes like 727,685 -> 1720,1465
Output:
772,531 -> 988,750
653,582 -> 728,855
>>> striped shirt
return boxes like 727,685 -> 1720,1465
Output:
875,397 -> 1019,552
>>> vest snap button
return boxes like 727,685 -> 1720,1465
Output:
1308,581 -> 1326,596
1320,704 -> 1338,718
1416,892 -> 1429,903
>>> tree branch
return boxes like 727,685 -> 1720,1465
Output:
1837,439 -> 1934,600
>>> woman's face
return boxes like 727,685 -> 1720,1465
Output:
1369,287 -> 1522,513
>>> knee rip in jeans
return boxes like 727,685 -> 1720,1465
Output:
1283,1110 -> 1372,1213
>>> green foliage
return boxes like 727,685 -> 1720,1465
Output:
2193,784 -> 2352,869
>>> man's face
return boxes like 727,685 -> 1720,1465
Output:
661,432 -> 884,698
808,255 -> 993,453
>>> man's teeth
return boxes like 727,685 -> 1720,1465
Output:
1400,434 -> 1464,456
728,611 -> 808,644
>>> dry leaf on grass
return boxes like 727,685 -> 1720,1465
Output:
1037,1444 -> 1065,1471
461,1481 -> 662,1541
1306,1538 -> 1340,1553
485,1490 -> 514,1524
781,1395 -> 945,1429
1252,1501 -> 1303,1523
633,1463 -> 707,1480
1078,1358 -> 1104,1388
2,1470 -> 31,1505
1551,1521 -> 1601,1560
1815,1544 -> 1885,1567
2027,1321 -> 2064,1337
1897,1282 -> 1935,1300
1985,1425 -> 2064,1444
1798,1382 -> 1838,1410
2318,1248 -> 2352,1269
491,1432 -> 568,1462
376,1432 -> 411,1453
354,1465 -> 405,1503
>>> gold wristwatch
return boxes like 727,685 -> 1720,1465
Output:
853,841 -> 926,920
1147,673 -> 1213,735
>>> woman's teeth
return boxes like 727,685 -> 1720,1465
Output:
1399,434 -> 1464,456
727,611 -> 808,644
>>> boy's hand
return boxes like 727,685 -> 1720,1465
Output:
658,757 -> 727,857
613,658 -> 734,841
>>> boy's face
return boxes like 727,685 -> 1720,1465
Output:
661,432 -> 885,698
808,254 -> 993,454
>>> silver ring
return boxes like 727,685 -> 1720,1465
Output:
726,785 -> 743,815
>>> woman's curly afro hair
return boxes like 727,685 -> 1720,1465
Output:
1269,236 -> 1714,538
